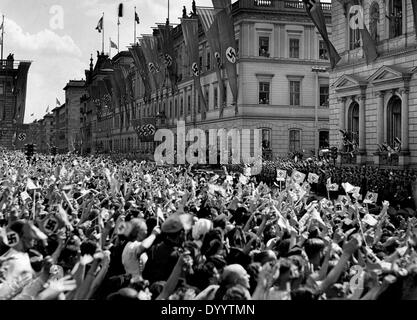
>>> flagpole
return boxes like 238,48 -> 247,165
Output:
1,15 -> 4,61
168,0 -> 170,23
102,12 -> 105,54
134,7 -> 137,44
117,17 -> 120,53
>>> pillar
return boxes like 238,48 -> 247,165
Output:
399,88 -> 410,166
357,94 -> 367,164
336,97 -> 347,165
373,91 -> 385,165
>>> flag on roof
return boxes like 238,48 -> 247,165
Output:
96,16 -> 103,33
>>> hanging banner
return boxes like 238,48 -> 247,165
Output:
181,17 -> 208,120
212,0 -> 239,115
132,117 -> 157,142
197,6 -> 226,117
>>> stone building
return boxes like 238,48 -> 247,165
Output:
329,0 -> 417,167
130,0 -> 332,160
0,54 -> 31,149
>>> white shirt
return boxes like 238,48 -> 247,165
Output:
121,241 -> 148,282
0,248 -> 34,299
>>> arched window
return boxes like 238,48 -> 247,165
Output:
349,6 -> 361,50
369,2 -> 379,42
388,0 -> 402,38
348,101 -> 359,134
387,95 -> 401,146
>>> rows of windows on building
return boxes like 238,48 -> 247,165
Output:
259,81 -> 329,106
132,35 -> 329,112
95,127 -> 329,155
349,0 -> 404,50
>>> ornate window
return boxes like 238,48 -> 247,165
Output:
289,81 -> 300,106
387,95 -> 401,147
259,82 -> 270,105
259,36 -> 270,57
347,101 -> 359,146
388,0 -> 402,38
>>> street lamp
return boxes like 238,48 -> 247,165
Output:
312,66 -> 327,157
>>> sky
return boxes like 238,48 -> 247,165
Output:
0,0 -> 329,123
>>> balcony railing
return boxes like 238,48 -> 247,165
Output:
254,0 -> 272,7
236,0 -> 332,12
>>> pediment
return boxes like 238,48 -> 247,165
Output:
333,74 -> 367,92
367,65 -> 412,84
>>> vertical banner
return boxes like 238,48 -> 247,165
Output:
182,17 -> 208,120
303,0 -> 341,68
196,6 -> 226,118
348,0 -> 378,63
142,35 -> 165,101
129,45 -> 152,103
413,0 -> 417,39
212,0 -> 239,115
109,68 -> 121,110
158,22 -> 179,94
119,64 -> 134,130
140,36 -> 160,99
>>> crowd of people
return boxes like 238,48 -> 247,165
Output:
1,148 -> 417,300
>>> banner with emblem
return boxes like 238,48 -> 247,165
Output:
108,68 -> 121,110
196,6 -> 226,117
212,0 -> 238,115
113,65 -> 127,106
276,169 -> 287,182
14,124 -> 35,149
291,170 -> 306,184
129,45 -> 152,103
141,35 -> 165,99
364,191 -> 378,204
96,79 -> 112,119
302,0 -> 341,68
132,117 -> 157,142
307,173 -> 320,184
140,36 -> 159,94
158,22 -> 178,94
181,17 -> 208,120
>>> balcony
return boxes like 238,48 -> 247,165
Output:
234,0 -> 332,12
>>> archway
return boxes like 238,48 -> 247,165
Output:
387,95 -> 401,146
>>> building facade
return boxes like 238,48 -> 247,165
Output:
129,0 -> 332,160
64,80 -> 86,152
48,80 -> 85,153
329,0 -> 417,167
56,0 -> 333,159
0,54 -> 31,149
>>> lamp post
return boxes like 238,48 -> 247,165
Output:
312,66 -> 327,156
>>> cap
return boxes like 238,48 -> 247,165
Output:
161,215 -> 184,234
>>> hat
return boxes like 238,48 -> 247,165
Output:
161,215 -> 184,234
